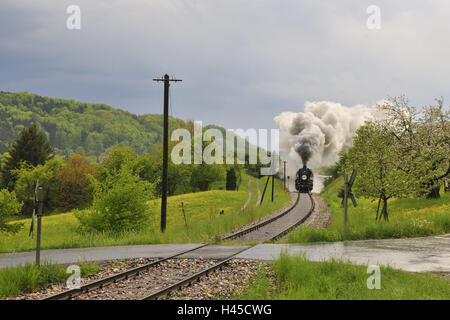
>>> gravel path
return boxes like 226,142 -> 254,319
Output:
239,180 -> 252,212
255,180 -> 261,206
236,193 -> 313,242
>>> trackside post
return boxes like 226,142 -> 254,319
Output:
36,186 -> 44,266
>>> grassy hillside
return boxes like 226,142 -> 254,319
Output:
0,173 -> 290,253
0,91 -> 263,161
0,91 -> 185,156
285,177 -> 450,243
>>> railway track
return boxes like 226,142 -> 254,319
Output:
42,192 -> 314,300
270,193 -> 315,241
223,192 -> 314,242
143,194 -> 314,300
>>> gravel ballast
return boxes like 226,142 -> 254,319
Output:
9,257 -> 269,300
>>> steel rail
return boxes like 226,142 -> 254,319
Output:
41,243 -> 210,300
141,194 -> 315,300
221,192 -> 301,241
42,193 -> 314,300
140,246 -> 252,300
269,193 -> 315,241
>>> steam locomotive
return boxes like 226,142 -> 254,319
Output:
295,165 -> 313,193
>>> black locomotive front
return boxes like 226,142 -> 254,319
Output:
295,165 -> 313,193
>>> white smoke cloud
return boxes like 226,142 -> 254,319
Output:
275,101 -> 383,191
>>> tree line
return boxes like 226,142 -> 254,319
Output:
0,91 -> 185,157
332,96 -> 449,221
0,122 -> 260,234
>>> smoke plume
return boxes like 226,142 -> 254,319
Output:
275,101 -> 382,190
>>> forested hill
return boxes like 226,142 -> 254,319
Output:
0,91 -> 186,156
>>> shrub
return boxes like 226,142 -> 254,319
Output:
0,189 -> 23,234
226,168 -> 237,190
13,158 -> 63,215
75,165 -> 156,233
57,154 -> 95,209
191,164 -> 224,191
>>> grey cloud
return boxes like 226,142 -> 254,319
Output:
1,0 -> 450,130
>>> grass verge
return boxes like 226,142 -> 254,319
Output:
236,253 -> 450,300
0,261 -> 100,299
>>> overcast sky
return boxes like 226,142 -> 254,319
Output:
1,0 -> 449,130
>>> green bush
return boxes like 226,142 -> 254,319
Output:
226,168 -> 237,190
13,158 -> 63,215
0,189 -> 23,234
75,165 -> 156,233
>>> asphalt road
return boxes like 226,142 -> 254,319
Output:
1,234 -> 449,272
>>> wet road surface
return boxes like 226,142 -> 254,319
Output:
1,235 -> 448,272
237,234 -> 450,272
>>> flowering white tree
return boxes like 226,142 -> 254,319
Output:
347,122 -> 411,221
380,96 -> 449,198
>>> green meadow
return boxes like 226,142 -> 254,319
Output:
0,173 -> 290,253
285,177 -> 450,243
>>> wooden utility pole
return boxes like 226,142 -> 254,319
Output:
153,74 -> 182,232
36,186 -> 44,266
283,161 -> 286,191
